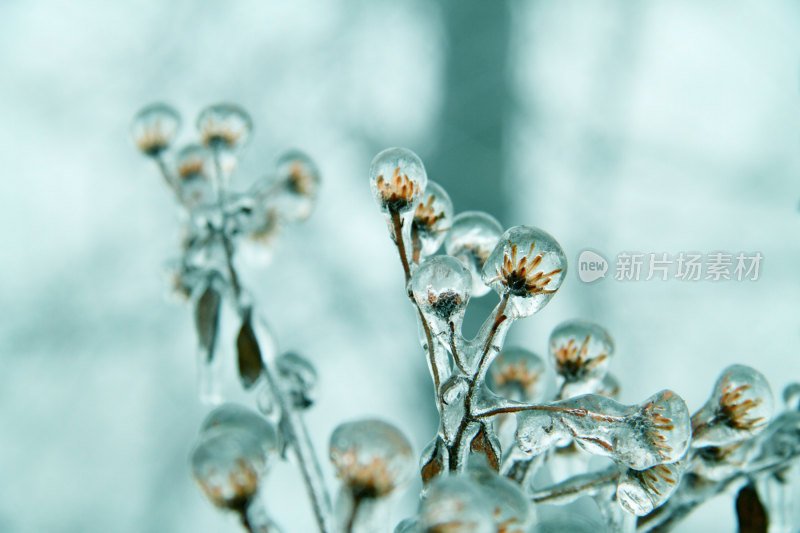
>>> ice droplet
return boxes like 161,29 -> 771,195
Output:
197,103 -> 252,152
481,225 -> 567,318
419,476 -> 494,533
444,211 -> 503,297
369,148 -> 427,214
410,255 -> 471,329
190,429 -> 266,510
549,319 -> 614,397
201,404 -> 278,458
691,364 -> 773,447
131,103 -> 180,157
410,181 -> 453,261
487,346 -> 546,403
329,419 -> 414,499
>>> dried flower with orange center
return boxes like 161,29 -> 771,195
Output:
375,166 -> 423,213
491,356 -> 542,399
131,103 -> 180,157
640,393 -> 678,461
331,450 -> 397,499
197,103 -> 252,151
490,241 -> 563,297
714,382 -> 765,431
553,335 -> 608,381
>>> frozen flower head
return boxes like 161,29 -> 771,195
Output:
482,226 -> 566,318
175,144 -> 214,207
487,347 -> 546,403
411,256 -> 472,327
197,103 -> 252,151
549,320 -> 614,395
467,462 -> 531,531
131,103 -> 180,157
369,148 -> 427,214
330,419 -> 413,500
692,364 -> 773,447
270,150 -> 320,222
200,404 -> 279,458
411,181 -> 453,261
616,460 -> 685,516
190,429 -> 267,512
444,211 -> 503,297
419,476 -> 494,533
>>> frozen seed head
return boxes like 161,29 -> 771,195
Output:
369,148 -> 427,213
176,144 -> 210,180
444,211 -> 503,297
131,103 -> 180,157
411,256 -> 472,324
411,181 -> 453,260
487,347 -> 546,402
272,150 -> 320,222
482,226 -> 566,317
616,460 -> 685,516
549,320 -> 614,389
629,390 -> 692,467
692,365 -> 773,447
200,404 -> 278,458
468,464 -> 531,531
419,476 -> 494,533
197,103 -> 252,151
190,430 -> 266,511
330,419 -> 413,500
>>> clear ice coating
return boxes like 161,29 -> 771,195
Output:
783,382 -> 800,410
329,419 -> 414,499
410,255 -> 471,330
196,103 -> 253,152
616,460 -> 686,516
200,403 -> 279,458
131,102 -> 181,157
487,346 -> 546,403
190,428 -> 267,510
468,461 -> 532,530
368,147 -> 427,214
515,390 -> 691,470
691,364 -> 774,447
443,211 -> 503,297
270,150 -> 320,222
275,352 -> 318,409
692,438 -> 760,482
418,476 -> 495,533
549,319 -> 614,398
175,144 -> 215,209
481,225 -> 567,318
527,514 -> 603,533
410,180 -> 453,262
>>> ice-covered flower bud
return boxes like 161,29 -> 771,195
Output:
616,460 -> 686,516
691,364 -> 773,447
516,390 -> 691,470
482,226 -> 566,318
175,144 -> 214,208
330,419 -> 413,500
487,347 -> 546,403
410,256 -> 471,329
131,103 -> 180,157
276,352 -> 317,409
549,320 -> 614,397
783,382 -> 800,411
197,103 -> 252,152
419,476 -> 494,533
200,404 -> 279,458
369,148 -> 427,214
410,181 -> 453,262
190,429 -> 267,512
692,439 -> 760,482
444,211 -> 503,297
468,462 -> 532,531
272,150 -> 320,222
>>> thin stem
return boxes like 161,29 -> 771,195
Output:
530,468 -> 619,503
389,207 -> 443,407
449,321 -> 467,375
155,153 -> 185,204
344,495 -> 362,533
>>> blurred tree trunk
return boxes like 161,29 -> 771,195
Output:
430,0 -> 511,334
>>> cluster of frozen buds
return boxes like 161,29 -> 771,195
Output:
370,147 -> 800,532
131,102 -> 320,401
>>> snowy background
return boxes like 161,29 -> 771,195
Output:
1,1 -> 799,531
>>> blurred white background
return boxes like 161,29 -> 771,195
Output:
1,1 -> 799,531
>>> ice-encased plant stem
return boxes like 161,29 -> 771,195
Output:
371,147 -> 800,532
132,103 -> 334,532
